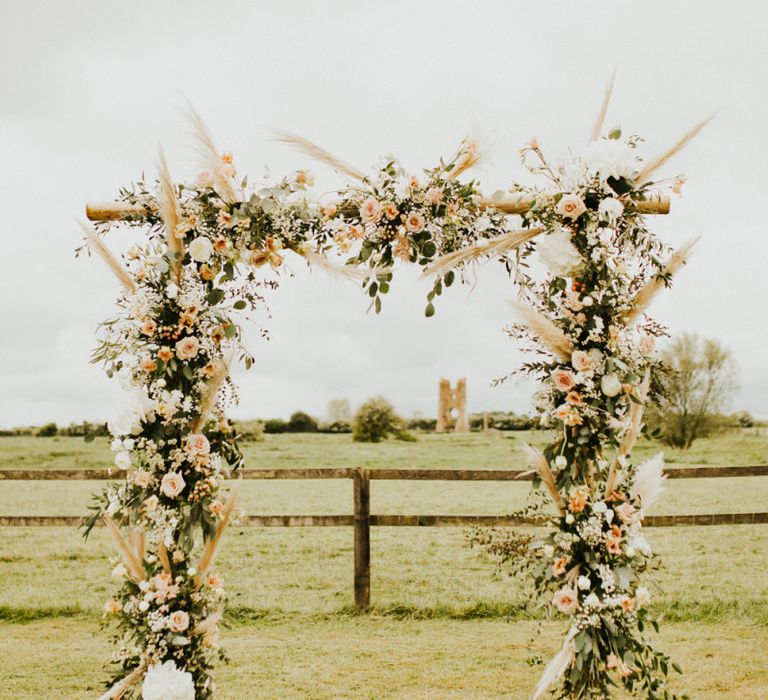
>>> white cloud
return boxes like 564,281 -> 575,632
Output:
1,0 -> 766,427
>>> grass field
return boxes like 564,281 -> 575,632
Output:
2,431 -> 768,698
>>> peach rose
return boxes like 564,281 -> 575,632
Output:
134,470 -> 151,488
615,502 -> 637,525
213,237 -> 229,252
175,336 -> 200,361
168,610 -> 190,632
569,490 -> 588,513
141,358 -> 157,373
382,202 -> 399,220
552,557 -> 568,576
185,433 -> 210,456
209,500 -> 223,516
552,369 -> 576,392
555,404 -> 583,426
103,599 -> 121,615
359,196 -> 381,224
404,211 -> 426,233
141,320 -> 157,336
619,596 -> 636,613
157,347 -> 173,362
552,586 -> 579,614
160,471 -> 186,498
571,350 -> 594,372
606,536 -> 622,555
565,391 -> 582,406
557,194 -> 586,220
347,224 -> 365,240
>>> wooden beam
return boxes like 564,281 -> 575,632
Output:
478,192 -> 670,215
85,191 -> 670,222
353,468 -> 371,608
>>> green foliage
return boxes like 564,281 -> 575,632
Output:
263,418 -> 288,434
287,411 -> 318,433
36,422 -> 58,437
352,396 -> 404,443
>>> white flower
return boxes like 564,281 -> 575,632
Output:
565,513 -> 574,524
142,660 -> 195,700
114,451 -> 132,470
138,600 -> 149,612
592,501 -> 607,514
584,139 -> 639,181
167,283 -> 179,299
189,236 -> 214,263
635,586 -> 652,607
577,575 -> 591,591
537,227 -> 583,277
543,545 -> 555,558
584,593 -> 600,608
554,455 -> 567,469
598,197 -> 624,222
600,374 -> 622,397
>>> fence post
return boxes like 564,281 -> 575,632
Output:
353,467 -> 371,608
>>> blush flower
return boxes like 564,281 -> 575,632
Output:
557,194 -> 586,220
552,369 -> 576,392
552,557 -> 568,576
600,374 -> 622,397
160,472 -> 186,498
359,196 -> 382,224
168,610 -> 190,633
404,211 -> 426,233
571,350 -> 594,372
185,433 -> 210,456
175,336 -> 200,361
553,586 -> 579,614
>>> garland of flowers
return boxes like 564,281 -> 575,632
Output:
288,121 -> 697,697
81,124 -> 508,698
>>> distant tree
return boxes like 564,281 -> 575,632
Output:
352,396 -> 406,443
263,418 -> 288,434
287,411 -> 318,433
37,422 -> 58,437
656,333 -> 737,449
327,399 -> 352,424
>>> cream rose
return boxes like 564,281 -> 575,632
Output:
552,368 -> 576,392
553,586 -> 579,614
601,374 -> 622,397
571,350 -> 594,372
114,451 -> 131,470
189,236 -> 214,263
160,472 -> 186,498
134,470 -> 151,488
598,197 -> 624,222
359,196 -> 381,224
557,194 -> 586,220
404,211 -> 425,233
537,227 -> 583,277
175,336 -> 200,361
168,610 -> 190,632
185,433 -> 210,456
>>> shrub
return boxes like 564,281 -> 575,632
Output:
263,418 -> 288,434
36,423 -> 58,437
318,421 -> 352,434
287,411 -> 318,433
235,420 -> 265,442
352,396 -> 405,443
407,417 -> 437,432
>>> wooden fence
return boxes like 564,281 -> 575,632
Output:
2,465 -> 768,607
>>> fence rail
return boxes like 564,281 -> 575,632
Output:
2,464 -> 767,607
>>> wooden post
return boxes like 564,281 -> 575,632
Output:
353,468 -> 371,608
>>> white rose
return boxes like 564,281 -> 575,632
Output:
537,227 -> 583,277
577,575 -> 591,591
122,438 -> 135,451
598,197 -> 624,222
142,660 -> 195,700
114,451 -> 132,470
189,236 -> 214,263
108,411 -> 134,438
543,545 -> 555,558
138,600 -> 150,612
584,139 -> 639,181
601,374 -> 622,397
635,586 -> 651,607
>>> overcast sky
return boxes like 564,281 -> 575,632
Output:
1,1 -> 767,428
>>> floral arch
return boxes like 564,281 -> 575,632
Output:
81,94 -> 704,699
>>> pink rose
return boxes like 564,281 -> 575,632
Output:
615,502 -> 637,525
175,336 -> 200,361
359,196 -> 381,224
404,211 -> 425,233
553,586 -> 579,614
168,610 -> 190,632
552,369 -> 576,392
185,433 -> 210,456
160,472 -> 186,498
557,194 -> 586,220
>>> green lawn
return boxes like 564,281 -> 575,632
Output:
1,431 -> 767,698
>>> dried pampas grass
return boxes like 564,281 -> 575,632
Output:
81,223 -> 136,292
422,227 -> 544,278
187,104 -> 238,202
157,149 -> 184,284
157,540 -> 172,573
446,137 -> 481,181
605,372 -> 650,495
590,71 -> 616,143
520,443 -> 565,515
189,356 -> 231,434
196,478 -> 242,582
271,129 -> 367,182
533,625 -> 578,700
636,116 -> 713,183
630,452 -> 667,511
103,514 -> 146,582
509,300 -> 574,361
624,237 -> 699,324
96,663 -> 146,700
296,247 -> 368,281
